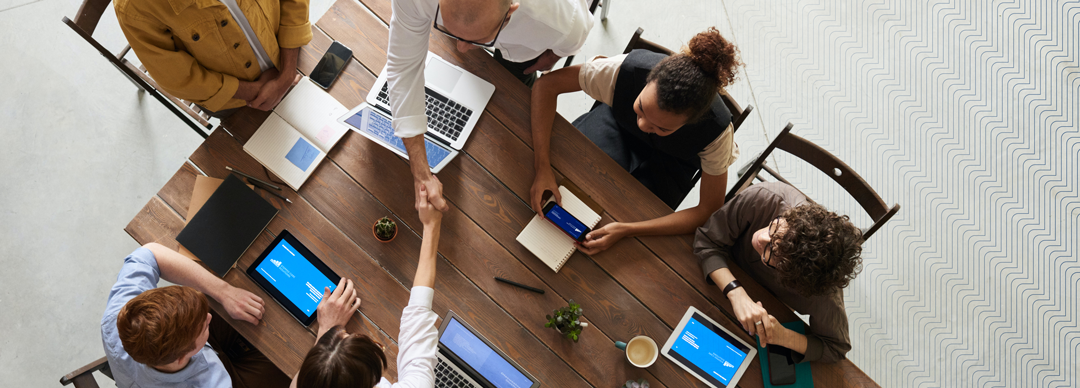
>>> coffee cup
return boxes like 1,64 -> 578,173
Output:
615,335 -> 658,368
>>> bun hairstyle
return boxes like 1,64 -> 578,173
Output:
646,27 -> 743,123
297,326 -> 387,388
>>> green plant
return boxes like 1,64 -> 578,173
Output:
545,299 -> 588,342
374,217 -> 396,241
621,379 -> 650,388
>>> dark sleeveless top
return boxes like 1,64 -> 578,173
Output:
610,50 -> 732,168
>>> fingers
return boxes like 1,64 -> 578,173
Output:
417,184 -> 430,208
342,279 -> 354,303
329,277 -> 346,300
351,296 -> 362,311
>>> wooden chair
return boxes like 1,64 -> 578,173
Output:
726,123 -> 900,240
62,0 -> 212,139
59,356 -> 112,388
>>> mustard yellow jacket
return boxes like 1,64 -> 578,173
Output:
115,0 -> 311,111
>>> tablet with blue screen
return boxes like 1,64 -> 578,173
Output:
246,230 -> 341,326
662,306 -> 757,388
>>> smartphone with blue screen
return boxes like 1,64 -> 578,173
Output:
542,201 -> 590,243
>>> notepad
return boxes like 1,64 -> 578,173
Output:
176,174 -> 278,277
244,77 -> 349,191
516,186 -> 602,272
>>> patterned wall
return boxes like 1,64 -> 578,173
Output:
719,0 -> 1079,386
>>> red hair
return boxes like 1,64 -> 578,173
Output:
117,286 -> 210,365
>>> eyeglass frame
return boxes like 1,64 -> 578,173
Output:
763,216 -> 783,269
433,3 -> 511,48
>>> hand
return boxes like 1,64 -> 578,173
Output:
218,286 -> 265,325
415,175 -> 449,213
729,290 -> 773,342
417,184 -> 443,227
249,71 -> 301,111
523,50 -> 562,74
316,278 -> 361,334
759,314 -> 784,347
530,167 -> 561,215
578,222 -> 627,255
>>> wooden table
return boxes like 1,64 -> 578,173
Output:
124,0 -> 879,386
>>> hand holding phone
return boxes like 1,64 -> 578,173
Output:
541,201 -> 590,243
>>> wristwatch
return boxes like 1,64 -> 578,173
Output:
722,280 -> 742,298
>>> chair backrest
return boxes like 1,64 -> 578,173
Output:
60,356 -> 112,388
62,0 -> 212,138
726,123 -> 900,240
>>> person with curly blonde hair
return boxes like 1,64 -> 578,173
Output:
694,182 -> 864,363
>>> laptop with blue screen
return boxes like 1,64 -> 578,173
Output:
435,310 -> 539,388
338,52 -> 494,173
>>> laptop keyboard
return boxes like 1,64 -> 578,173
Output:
435,357 -> 481,388
377,83 -> 473,142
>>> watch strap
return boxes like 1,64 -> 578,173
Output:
722,280 -> 742,297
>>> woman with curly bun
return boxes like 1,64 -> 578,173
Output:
694,182 -> 864,363
530,27 -> 744,255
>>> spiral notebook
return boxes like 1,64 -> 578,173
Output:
516,185 -> 602,272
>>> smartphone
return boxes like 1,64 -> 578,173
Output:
542,201 -> 590,243
767,344 -> 797,385
310,41 -> 352,89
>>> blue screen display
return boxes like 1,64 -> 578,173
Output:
343,108 -> 452,169
544,203 -> 588,240
670,314 -> 751,387
255,239 -> 337,317
441,318 -> 533,388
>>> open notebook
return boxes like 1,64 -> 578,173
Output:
244,77 -> 349,191
516,186 -> 602,272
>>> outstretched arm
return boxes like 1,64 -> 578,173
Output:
142,243 -> 265,325
530,65 -> 584,214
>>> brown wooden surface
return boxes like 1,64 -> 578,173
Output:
122,0 -> 880,386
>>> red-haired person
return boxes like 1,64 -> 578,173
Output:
289,184 -> 443,388
530,27 -> 743,255
102,243 -> 289,387
695,182 -> 865,363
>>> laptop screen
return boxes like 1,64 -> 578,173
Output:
342,107 -> 453,169
440,317 -> 534,388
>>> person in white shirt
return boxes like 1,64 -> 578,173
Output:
289,185 -> 442,388
387,0 -> 594,218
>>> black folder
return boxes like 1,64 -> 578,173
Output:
176,174 -> 278,276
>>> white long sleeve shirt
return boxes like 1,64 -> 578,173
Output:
386,0 -> 594,138
375,286 -> 440,388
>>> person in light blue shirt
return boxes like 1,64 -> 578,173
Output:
102,243 -> 288,387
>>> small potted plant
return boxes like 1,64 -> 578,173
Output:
621,379 -> 650,388
545,299 -> 588,342
373,217 -> 397,243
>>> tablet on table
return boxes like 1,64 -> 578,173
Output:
247,230 -> 341,326
662,306 -> 758,388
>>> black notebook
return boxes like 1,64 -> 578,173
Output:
176,174 -> 279,277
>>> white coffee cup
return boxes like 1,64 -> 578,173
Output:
615,335 -> 658,368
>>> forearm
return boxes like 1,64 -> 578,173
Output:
775,329 -> 809,355
234,80 -> 262,101
620,206 -> 713,238
143,243 -> 229,301
278,47 -> 300,76
530,78 -> 558,170
413,223 -> 441,288
403,136 -> 433,181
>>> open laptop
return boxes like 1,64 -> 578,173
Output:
435,310 -> 539,388
340,52 -> 494,173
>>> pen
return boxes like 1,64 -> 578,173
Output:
226,166 -> 282,190
494,277 -> 545,294
249,179 -> 293,203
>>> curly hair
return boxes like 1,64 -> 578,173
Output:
772,204 -> 864,297
646,27 -> 743,123
297,326 -> 387,388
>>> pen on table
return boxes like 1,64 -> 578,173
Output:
226,166 -> 282,190
494,277 -> 545,294
248,179 -> 292,203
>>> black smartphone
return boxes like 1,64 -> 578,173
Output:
541,201 -> 590,243
767,344 -> 797,385
310,41 -> 352,89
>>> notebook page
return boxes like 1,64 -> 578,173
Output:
557,186 -> 601,227
517,218 -> 576,272
275,78 -> 348,152
243,113 -> 326,191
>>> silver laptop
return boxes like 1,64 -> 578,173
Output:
363,51 -> 494,153
434,310 -> 539,388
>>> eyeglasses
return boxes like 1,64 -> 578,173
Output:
433,4 -> 511,48
763,216 -> 782,269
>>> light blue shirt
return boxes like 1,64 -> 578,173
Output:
101,247 -> 232,387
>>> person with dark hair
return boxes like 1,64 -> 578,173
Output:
694,182 -> 864,363
291,184 -> 443,388
103,243 -> 289,387
530,27 -> 744,255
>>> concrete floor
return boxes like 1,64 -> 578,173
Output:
3,0 -> 1077,387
